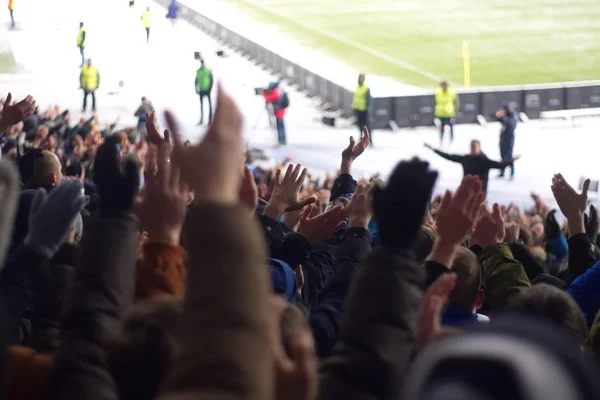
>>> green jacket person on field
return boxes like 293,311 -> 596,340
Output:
195,60 -> 214,124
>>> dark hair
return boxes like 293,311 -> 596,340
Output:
449,247 -> 481,310
108,298 -> 182,400
65,160 -> 83,178
507,284 -> 588,345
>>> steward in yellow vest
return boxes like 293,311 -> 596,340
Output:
77,22 -> 86,67
352,73 -> 372,146
80,59 -> 100,112
142,7 -> 151,43
8,0 -> 15,28
434,80 -> 460,144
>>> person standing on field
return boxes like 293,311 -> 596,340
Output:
80,59 -> 100,112
352,74 -> 372,147
7,0 -> 15,29
195,59 -> 213,125
496,103 -> 518,180
141,7 -> 151,44
435,80 -> 460,145
76,22 -> 86,67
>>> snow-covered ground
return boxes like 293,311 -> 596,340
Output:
2,0 -> 600,210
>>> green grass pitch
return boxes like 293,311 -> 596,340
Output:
221,0 -> 600,88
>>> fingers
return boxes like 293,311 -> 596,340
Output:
4,93 -> 11,105
164,110 -> 183,152
283,164 -> 294,183
157,142 -> 171,189
361,126 -> 370,144
346,136 -> 355,151
286,197 -> 316,213
582,178 -> 591,197
296,167 -> 308,189
438,190 -> 452,212
206,83 -> 243,145
492,202 -> 503,223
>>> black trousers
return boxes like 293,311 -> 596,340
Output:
354,109 -> 372,145
9,9 -> 14,28
129,0 -> 134,7
499,137 -> 515,177
145,27 -> 150,42
82,90 -> 96,112
199,91 -> 212,123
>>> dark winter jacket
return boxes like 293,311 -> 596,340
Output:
498,105 -> 518,140
433,149 -> 512,195
318,247 -> 425,400
310,227 -> 371,358
50,212 -> 138,400
567,260 -> 600,326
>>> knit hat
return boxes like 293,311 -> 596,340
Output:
268,258 -> 298,303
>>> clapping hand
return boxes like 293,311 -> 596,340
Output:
165,84 -> 244,205
428,175 -> 484,267
239,166 -> 259,216
345,181 -> 373,229
264,164 -> 316,220
298,204 -> 346,245
372,158 -> 438,250
340,127 -> 370,174
0,93 -> 36,132
146,111 -> 170,146
470,202 -> 505,248
585,205 -> 599,244
551,173 -> 588,235
134,142 -> 189,245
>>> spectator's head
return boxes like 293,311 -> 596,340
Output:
65,159 -> 84,179
441,80 -> 448,90
146,6 -> 150,10
141,96 -> 148,105
34,124 -> 49,142
109,298 -> 182,400
200,59 -> 205,67
469,139 -> 481,155
18,148 -> 43,186
358,73 -> 365,85
87,58 -> 92,67
32,150 -> 63,187
449,246 -> 483,312
80,22 -> 84,27
507,284 -> 588,346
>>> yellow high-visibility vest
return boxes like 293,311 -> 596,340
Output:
8,0 -> 14,10
77,27 -> 85,47
81,65 -> 99,90
142,10 -> 152,28
352,85 -> 369,111
435,87 -> 456,118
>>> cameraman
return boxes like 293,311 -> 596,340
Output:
261,81 -> 287,146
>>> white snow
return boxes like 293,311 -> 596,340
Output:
2,0 -> 600,211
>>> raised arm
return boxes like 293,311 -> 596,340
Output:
424,143 -> 464,163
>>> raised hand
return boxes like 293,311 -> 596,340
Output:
551,173 -> 588,235
428,175 -> 484,267
470,202 -> 505,248
551,174 -> 588,219
25,180 -> 86,259
345,181 -> 373,229
0,93 -> 36,132
435,175 -> 484,245
239,166 -> 259,215
298,204 -> 346,245
94,135 -> 140,213
264,164 -> 316,220
165,84 -> 244,205
504,221 -> 520,244
340,127 -> 370,174
145,111 -> 171,146
134,142 -> 189,245
372,158 -> 438,250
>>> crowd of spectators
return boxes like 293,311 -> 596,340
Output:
1,86 -> 600,400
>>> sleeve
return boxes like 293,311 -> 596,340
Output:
567,261 -> 600,326
479,243 -> 531,311
300,244 -> 337,307
159,205 -> 271,400
433,149 -> 464,163
330,174 -> 357,203
309,227 -> 371,358
484,157 -> 512,170
317,248 -> 424,400
50,213 -> 138,400
567,233 -> 596,284
508,242 -> 546,281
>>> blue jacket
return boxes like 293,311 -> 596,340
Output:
499,104 -> 518,141
167,1 -> 178,19
567,260 -> 600,325
442,304 -> 489,326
